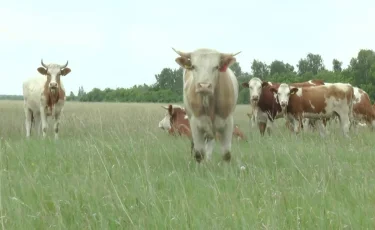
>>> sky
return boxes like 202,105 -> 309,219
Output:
0,0 -> 374,95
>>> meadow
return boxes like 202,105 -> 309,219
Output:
0,100 -> 374,229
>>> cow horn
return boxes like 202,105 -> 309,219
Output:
41,59 -> 48,68
60,60 -> 68,69
221,51 -> 242,58
172,47 -> 191,58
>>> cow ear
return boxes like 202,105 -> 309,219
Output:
261,81 -> 269,88
168,104 -> 173,116
242,82 -> 249,88
61,68 -> 71,76
269,87 -> 277,94
37,67 -> 47,75
290,87 -> 298,95
175,57 -> 192,70
219,56 -> 236,72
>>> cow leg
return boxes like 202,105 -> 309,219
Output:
216,116 -> 234,162
24,107 -> 32,138
189,117 -> 206,163
205,138 -> 215,161
40,106 -> 48,138
33,113 -> 42,136
54,112 -> 61,140
266,118 -> 273,136
258,122 -> 266,136
339,114 -> 350,138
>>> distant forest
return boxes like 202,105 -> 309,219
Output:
2,49 -> 375,104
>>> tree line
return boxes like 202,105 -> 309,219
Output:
2,49 -> 375,104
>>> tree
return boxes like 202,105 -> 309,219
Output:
297,53 -> 325,75
332,59 -> 342,73
251,60 -> 269,79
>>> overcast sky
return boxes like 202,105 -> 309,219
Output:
1,0 -> 374,95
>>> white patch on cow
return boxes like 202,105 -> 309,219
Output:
268,81 -> 273,86
295,88 -> 302,97
353,87 -> 362,104
248,77 -> 263,101
276,83 -> 292,108
309,100 -> 315,110
308,80 -> 315,85
184,115 -> 188,119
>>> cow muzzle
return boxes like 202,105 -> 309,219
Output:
280,101 -> 288,108
251,95 -> 259,103
196,83 -> 213,94
49,82 -> 58,89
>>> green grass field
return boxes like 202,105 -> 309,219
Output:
0,100 -> 374,229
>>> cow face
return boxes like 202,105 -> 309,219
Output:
270,83 -> 298,110
173,48 -> 240,95
168,104 -> 188,125
242,77 -> 269,104
37,60 -> 71,92
159,110 -> 172,131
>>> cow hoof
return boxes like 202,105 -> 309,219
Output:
194,150 -> 205,163
223,152 -> 231,162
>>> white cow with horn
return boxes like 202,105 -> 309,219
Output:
22,59 -> 71,139
172,48 -> 240,163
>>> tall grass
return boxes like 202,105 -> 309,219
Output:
0,100 -> 374,229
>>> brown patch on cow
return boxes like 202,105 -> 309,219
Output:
233,124 -> 247,141
353,89 -> 375,125
43,80 -> 66,114
168,105 -> 192,138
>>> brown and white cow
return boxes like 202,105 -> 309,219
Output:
270,83 -> 354,137
241,77 -> 325,136
158,104 -> 187,131
351,86 -> 375,130
172,48 -> 240,162
22,60 -> 71,139
165,104 -> 247,141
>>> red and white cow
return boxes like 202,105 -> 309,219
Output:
22,60 -> 71,139
351,86 -> 375,130
158,105 -> 187,131
241,77 -> 325,136
270,83 -> 354,137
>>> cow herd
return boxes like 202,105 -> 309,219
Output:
157,48 -> 375,163
20,49 -> 375,164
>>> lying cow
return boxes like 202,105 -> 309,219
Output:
241,77 -> 325,136
270,83 -> 354,137
160,105 -> 247,141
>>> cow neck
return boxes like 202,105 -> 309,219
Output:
44,82 -> 65,111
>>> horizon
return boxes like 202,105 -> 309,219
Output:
1,0 -> 374,95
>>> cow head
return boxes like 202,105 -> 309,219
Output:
37,59 -> 71,92
270,83 -> 298,110
172,48 -> 241,95
242,77 -> 270,104
168,104 -> 188,126
159,105 -> 172,131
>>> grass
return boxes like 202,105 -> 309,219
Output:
0,100 -> 374,229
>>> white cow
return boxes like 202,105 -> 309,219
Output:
172,48 -> 240,163
22,60 -> 71,139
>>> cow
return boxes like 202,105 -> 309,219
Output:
164,104 -> 247,141
241,77 -> 325,136
351,86 -> 375,130
270,83 -> 354,137
158,104 -> 186,131
172,48 -> 240,162
22,59 -> 71,139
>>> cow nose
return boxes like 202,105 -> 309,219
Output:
281,102 -> 287,107
196,82 -> 213,94
252,95 -> 259,101
49,82 -> 58,88
198,83 -> 212,89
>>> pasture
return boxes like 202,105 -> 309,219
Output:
0,100 -> 374,229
